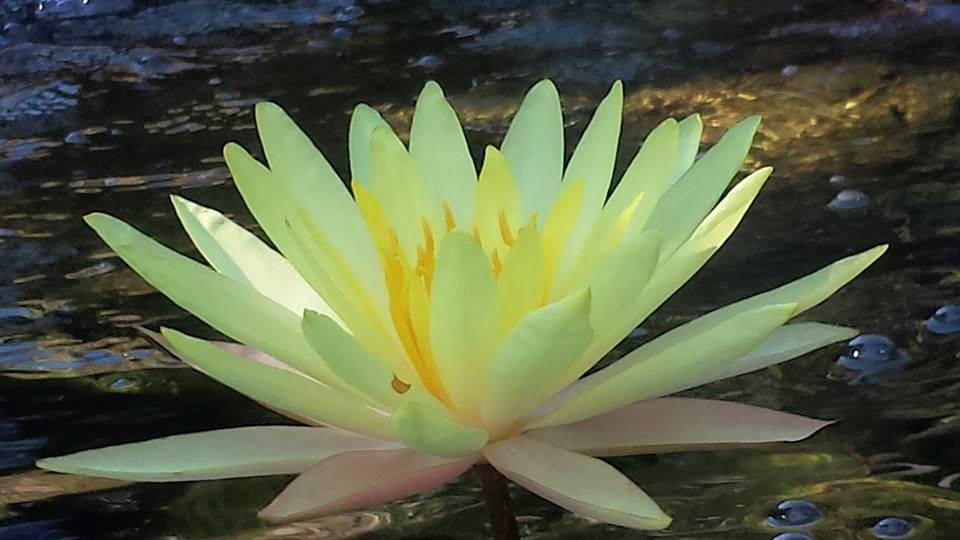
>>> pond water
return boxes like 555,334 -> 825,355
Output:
1,0 -> 959,538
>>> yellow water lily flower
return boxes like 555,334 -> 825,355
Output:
37,80 -> 885,531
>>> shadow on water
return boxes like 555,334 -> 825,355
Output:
1,0 -> 960,537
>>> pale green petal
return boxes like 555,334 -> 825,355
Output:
369,125 -> 442,260
481,289 -> 593,434
259,449 -> 475,523
579,229 -> 660,360
529,398 -> 831,457
605,118 -> 679,237
484,436 -> 672,530
162,328 -> 393,439
254,102 -> 385,307
501,79 -> 563,219
646,116 -> 761,256
37,426 -> 398,482
561,81 -> 623,224
409,81 -> 477,225
391,400 -> 488,458
527,303 -> 797,429
667,113 -> 703,188
171,195 -> 336,322
710,322 -> 857,383
348,103 -> 393,185
84,212 -> 337,385
430,232 -> 499,420
224,144 -> 408,375
585,167 -> 773,361
302,310 -> 401,410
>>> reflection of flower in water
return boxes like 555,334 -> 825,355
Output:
39,80 -> 883,531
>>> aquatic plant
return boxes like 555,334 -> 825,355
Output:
38,80 -> 885,534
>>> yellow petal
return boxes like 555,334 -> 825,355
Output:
368,125 -> 441,261
540,179 -> 585,301
527,303 -> 797,429
497,221 -> 545,334
500,79 -> 563,219
391,400 -> 488,458
481,289 -> 593,435
473,146 -> 523,256
409,81 -> 477,226
429,232 -> 499,421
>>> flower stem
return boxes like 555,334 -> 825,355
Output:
476,464 -> 520,540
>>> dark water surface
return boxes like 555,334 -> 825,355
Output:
1,0 -> 960,538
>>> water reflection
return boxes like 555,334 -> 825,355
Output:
1,0 -> 959,537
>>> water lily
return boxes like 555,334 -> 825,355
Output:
38,80 -> 885,533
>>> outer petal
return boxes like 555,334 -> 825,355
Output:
38,426 -> 397,482
527,303 -> 797,429
223,143 -> 404,371
500,79 -> 563,219
430,232 -> 499,420
302,310 -> 401,410
561,81 -> 623,229
529,398 -> 832,457
585,167 -> 773,360
646,116 -> 761,256
348,103 -> 393,185
162,328 -> 393,439
667,113 -> 703,188
706,322 -> 857,384
484,436 -> 671,530
481,289 -> 593,435
259,448 -> 476,524
84,212 -> 337,385
171,195 -> 336,322
391,400 -> 488,458
604,117 -> 679,238
409,81 -> 477,225
254,102 -> 385,308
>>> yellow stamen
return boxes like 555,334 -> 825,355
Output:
498,209 -> 515,247
491,248 -> 503,276
472,226 -> 484,249
442,201 -> 457,232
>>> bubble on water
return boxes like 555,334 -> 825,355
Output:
773,533 -> 815,540
828,189 -> 869,210
332,26 -> 352,40
172,35 -> 187,46
413,54 -> 443,71
837,334 -> 910,383
872,517 -> 913,539
64,131 -> 88,144
926,304 -> 960,335
781,64 -> 799,77
766,500 -> 824,528
334,4 -> 364,22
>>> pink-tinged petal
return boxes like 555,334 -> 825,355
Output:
137,326 -> 305,376
484,436 -> 671,531
528,398 -> 833,457
259,448 -> 476,523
